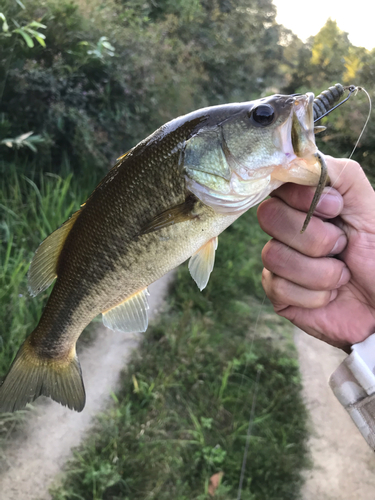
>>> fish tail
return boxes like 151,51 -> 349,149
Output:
0,336 -> 85,413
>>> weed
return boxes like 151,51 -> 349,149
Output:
0,163 -> 92,437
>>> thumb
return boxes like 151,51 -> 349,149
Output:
324,156 -> 375,231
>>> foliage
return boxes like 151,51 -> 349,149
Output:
280,19 -> 375,179
0,162 -> 96,442
0,164 -> 91,379
310,19 -> 351,85
50,209 -> 308,500
0,131 -> 45,152
0,0 -> 290,179
1,0 -> 375,494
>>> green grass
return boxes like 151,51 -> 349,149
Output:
50,209 -> 308,500
0,163 -> 92,440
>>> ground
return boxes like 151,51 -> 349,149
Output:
0,272 -> 173,500
295,328 -> 375,500
1,286 -> 375,499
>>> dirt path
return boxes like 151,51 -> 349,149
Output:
2,289 -> 375,499
295,328 -> 375,500
0,272 -> 173,500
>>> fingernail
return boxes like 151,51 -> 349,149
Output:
329,289 -> 338,302
336,267 -> 351,288
315,192 -> 343,217
330,234 -> 347,254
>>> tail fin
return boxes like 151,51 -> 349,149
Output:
0,339 -> 86,413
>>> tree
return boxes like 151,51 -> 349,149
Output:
310,18 -> 351,85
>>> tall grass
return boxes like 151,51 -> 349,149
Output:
1,164 -> 309,498
0,163 -> 91,437
50,209 -> 308,500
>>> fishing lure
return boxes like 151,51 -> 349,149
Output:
302,83 -> 362,232
313,83 -> 359,122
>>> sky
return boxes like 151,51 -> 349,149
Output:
273,0 -> 375,50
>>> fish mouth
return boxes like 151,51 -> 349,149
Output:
272,92 -> 322,186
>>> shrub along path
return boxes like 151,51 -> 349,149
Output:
0,273 -> 174,500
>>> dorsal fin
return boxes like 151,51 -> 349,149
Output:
102,288 -> 150,333
116,149 -> 132,162
189,237 -> 218,291
28,210 -> 81,297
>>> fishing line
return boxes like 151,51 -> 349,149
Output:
274,86 -> 372,269
236,85 -> 371,493
237,368 -> 261,500
237,86 -> 372,491
323,86 -> 372,196
234,293 -> 266,412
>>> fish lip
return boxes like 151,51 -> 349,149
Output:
291,92 -> 317,157
272,93 -> 315,163
271,92 -> 321,186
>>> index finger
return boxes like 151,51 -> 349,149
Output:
271,156 -> 375,231
269,184 -> 344,220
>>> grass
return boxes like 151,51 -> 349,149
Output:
0,163 -> 92,442
0,163 -> 309,497
49,209 -> 309,500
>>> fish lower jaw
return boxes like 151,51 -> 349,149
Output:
186,175 -> 278,215
271,154 -> 321,187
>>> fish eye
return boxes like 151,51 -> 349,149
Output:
250,104 -> 275,127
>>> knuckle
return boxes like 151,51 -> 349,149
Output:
269,274 -> 288,303
257,198 -> 282,234
261,268 -> 271,291
319,265 -> 338,290
349,159 -> 361,172
261,240 -> 283,271
312,290 -> 332,308
310,227 -> 335,257
261,242 -> 272,268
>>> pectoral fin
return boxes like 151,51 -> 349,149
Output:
140,195 -> 198,234
102,288 -> 150,333
189,237 -> 218,291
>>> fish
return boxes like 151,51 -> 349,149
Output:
0,92 -> 323,413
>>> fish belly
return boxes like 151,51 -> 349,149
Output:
95,209 -> 240,313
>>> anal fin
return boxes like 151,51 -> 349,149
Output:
102,288 -> 150,333
189,237 -> 218,291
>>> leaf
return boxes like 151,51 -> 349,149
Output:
0,13 -> 9,32
208,472 -> 224,496
17,131 -> 34,142
15,0 -> 25,9
27,21 -> 46,29
13,28 -> 34,48
23,141 -> 37,153
102,41 -> 115,51
25,28 -> 46,39
34,35 -> 46,48
132,375 -> 139,393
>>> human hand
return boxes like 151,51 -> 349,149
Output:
257,156 -> 375,350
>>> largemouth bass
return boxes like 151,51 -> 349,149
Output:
0,92 -> 323,412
